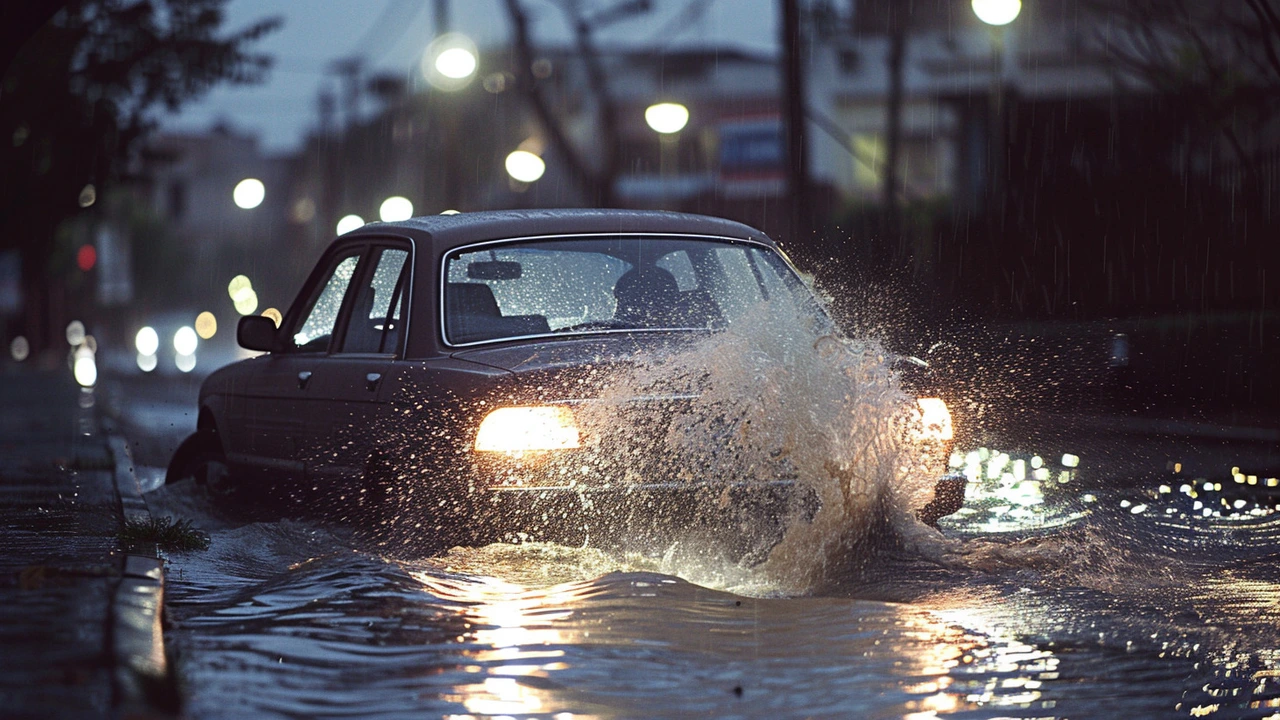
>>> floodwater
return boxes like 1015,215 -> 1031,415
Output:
129,315 -> 1280,719
150,465 -> 1280,720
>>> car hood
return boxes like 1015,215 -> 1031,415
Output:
448,332 -> 710,375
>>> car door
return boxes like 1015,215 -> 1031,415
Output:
235,247 -> 365,488
305,243 -> 412,488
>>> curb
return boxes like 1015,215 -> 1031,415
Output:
108,435 -> 177,717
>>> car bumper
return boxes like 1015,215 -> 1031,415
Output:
469,478 -> 816,547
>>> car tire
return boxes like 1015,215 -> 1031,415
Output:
166,430 -> 234,498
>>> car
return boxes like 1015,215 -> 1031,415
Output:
166,209 -> 963,552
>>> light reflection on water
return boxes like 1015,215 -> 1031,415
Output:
150,426 -> 1280,720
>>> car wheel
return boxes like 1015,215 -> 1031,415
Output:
166,431 -> 234,498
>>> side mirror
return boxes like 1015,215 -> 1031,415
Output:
238,315 -> 279,352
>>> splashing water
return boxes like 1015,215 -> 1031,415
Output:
567,303 -> 942,593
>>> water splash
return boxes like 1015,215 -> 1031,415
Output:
569,304 -> 941,593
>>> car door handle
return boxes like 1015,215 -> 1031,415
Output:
365,372 -> 382,392
297,371 -> 312,389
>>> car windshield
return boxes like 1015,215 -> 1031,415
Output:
443,236 -> 820,345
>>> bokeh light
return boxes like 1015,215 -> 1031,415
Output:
336,214 -> 365,235
73,348 -> 96,387
644,102 -> 690,134
504,151 -> 546,183
261,308 -> 283,328
76,244 -> 96,272
173,326 -> 198,356
9,336 -> 29,362
175,353 -> 197,373
436,47 -> 478,79
227,274 -> 251,299
233,289 -> 259,316
78,184 -> 96,208
135,326 -> 159,356
65,320 -> 85,347
136,352 -> 158,373
228,275 -> 258,315
379,196 -> 413,222
195,311 -> 218,339
423,33 -> 479,90
233,178 -> 265,209
971,0 -> 1021,25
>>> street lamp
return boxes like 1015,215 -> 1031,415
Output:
645,103 -> 689,205
644,103 -> 689,134
336,214 -> 365,235
973,0 -> 1019,216
505,150 -> 545,184
423,32 -> 478,90
379,196 -> 414,222
233,178 -> 265,209
971,0 -> 1021,26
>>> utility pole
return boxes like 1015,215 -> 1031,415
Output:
330,57 -> 364,132
781,0 -> 811,242
434,0 -> 450,32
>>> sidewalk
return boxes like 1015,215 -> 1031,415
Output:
0,366 -> 171,718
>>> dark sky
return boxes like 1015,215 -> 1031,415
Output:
163,0 -> 778,153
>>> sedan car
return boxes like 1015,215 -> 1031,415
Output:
167,209 -> 962,551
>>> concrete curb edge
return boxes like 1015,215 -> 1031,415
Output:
108,435 -> 175,717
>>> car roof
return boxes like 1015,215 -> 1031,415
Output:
339,208 -> 776,254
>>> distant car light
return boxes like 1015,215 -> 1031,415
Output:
916,397 -> 954,442
135,327 -> 160,356
174,326 -> 198,356
475,406 -> 581,453
73,348 -> 97,387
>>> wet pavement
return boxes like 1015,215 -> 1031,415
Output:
0,368 -> 122,717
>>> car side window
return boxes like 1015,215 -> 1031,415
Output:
338,247 -> 409,354
291,254 -> 360,352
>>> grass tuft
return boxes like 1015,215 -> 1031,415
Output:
119,516 -> 211,552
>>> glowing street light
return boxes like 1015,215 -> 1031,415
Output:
379,196 -> 414,222
645,103 -> 689,134
336,214 -> 365,235
423,32 -> 478,90
436,47 -> 477,79
972,0 -> 1021,26
233,178 -> 265,209
504,150 -> 546,183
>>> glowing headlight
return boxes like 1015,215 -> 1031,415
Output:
916,397 -> 954,442
474,406 -> 581,453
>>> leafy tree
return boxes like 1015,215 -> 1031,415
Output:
0,0 -> 278,352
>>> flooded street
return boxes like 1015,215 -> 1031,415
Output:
102,314 -> 1280,720
117,363 -> 1280,720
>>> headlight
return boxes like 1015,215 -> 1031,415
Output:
474,406 -> 581,453
916,397 -> 954,442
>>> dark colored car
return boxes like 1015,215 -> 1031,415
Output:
167,209 -> 960,550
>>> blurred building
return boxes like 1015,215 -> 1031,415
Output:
125,125 -> 298,330
808,0 -> 1116,212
